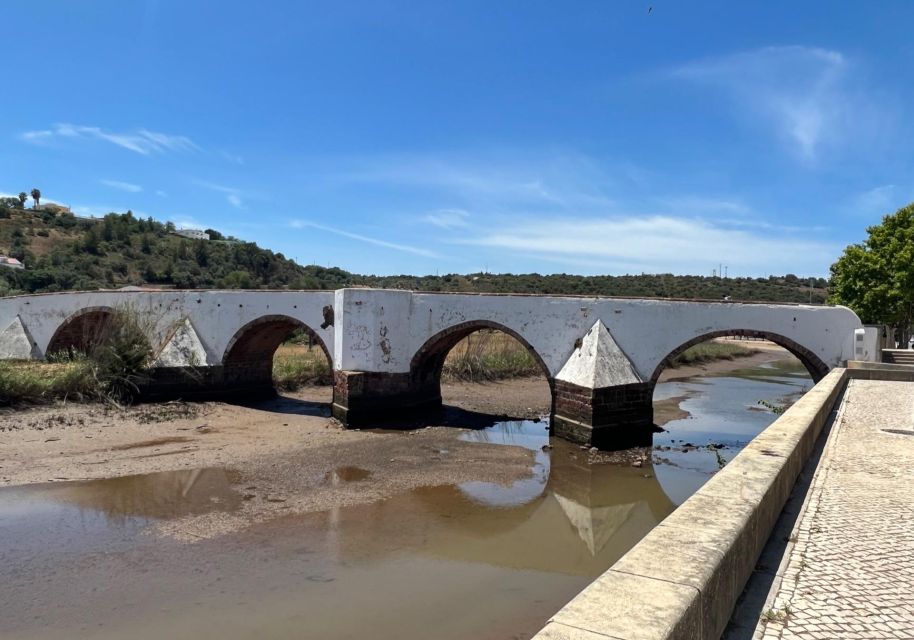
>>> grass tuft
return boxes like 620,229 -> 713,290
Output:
669,341 -> 758,367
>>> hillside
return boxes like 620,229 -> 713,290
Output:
0,204 -> 828,303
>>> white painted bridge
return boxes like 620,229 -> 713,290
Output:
0,288 -> 862,448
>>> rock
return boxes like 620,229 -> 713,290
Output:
541,444 -> 553,452
632,459 -> 643,468
589,446 -> 599,453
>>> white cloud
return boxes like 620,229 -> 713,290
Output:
673,46 -> 880,162
423,208 -> 470,229
20,123 -> 198,155
456,215 -> 837,276
331,153 -> 617,212
193,180 -> 245,209
155,189 -> 168,197
290,220 -> 438,258
99,179 -> 143,193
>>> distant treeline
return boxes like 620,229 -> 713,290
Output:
0,206 -> 827,303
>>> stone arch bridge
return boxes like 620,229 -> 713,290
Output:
0,288 -> 861,448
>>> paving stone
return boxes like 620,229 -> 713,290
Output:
757,379 -> 914,640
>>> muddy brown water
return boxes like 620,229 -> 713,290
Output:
0,360 -> 812,640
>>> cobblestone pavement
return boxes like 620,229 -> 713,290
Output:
757,379 -> 914,640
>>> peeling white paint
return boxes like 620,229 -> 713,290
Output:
153,318 -> 209,367
0,316 -> 37,360
0,289 -> 863,381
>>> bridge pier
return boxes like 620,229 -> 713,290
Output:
550,321 -> 654,449
553,380 -> 654,449
331,371 -> 441,425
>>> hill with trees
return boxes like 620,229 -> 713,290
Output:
0,200 -> 828,303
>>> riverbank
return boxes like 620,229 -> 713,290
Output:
0,344 -> 798,541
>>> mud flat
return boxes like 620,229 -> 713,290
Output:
0,345 -> 797,541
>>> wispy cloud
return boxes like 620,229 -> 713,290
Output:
219,150 -> 244,165
849,184 -> 901,218
290,220 -> 438,258
155,189 -> 168,197
99,179 -> 143,193
456,215 -> 837,276
193,180 -> 245,209
20,123 -> 198,155
330,152 -> 617,213
673,46 -> 882,162
658,196 -> 750,216
422,208 -> 471,229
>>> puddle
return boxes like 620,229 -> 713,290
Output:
323,465 -> 372,485
0,467 -> 242,524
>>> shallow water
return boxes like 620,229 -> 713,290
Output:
0,361 -> 812,640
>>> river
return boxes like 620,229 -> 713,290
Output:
0,358 -> 812,640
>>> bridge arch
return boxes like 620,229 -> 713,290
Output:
411,320 -> 551,382
649,329 -> 829,384
409,320 -> 554,414
46,306 -> 118,357
221,315 -> 332,393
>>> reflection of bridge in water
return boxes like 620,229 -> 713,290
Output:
327,425 -> 677,577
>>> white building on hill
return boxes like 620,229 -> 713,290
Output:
174,228 -> 210,241
0,256 -> 24,270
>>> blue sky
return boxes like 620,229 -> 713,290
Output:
3,1 -> 913,277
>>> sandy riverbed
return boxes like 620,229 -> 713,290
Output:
0,343 -> 795,540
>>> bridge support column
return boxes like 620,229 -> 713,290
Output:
331,371 -> 440,426
553,380 -> 654,449
551,320 -> 654,450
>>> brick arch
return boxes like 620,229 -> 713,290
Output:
46,306 -> 118,356
649,329 -> 829,384
410,320 -> 552,385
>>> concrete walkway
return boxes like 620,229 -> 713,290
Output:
756,378 -> 914,639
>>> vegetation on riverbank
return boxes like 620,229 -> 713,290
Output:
0,309 -> 152,406
0,205 -> 827,303
272,344 -> 332,390
668,341 -> 758,368
441,332 -> 541,381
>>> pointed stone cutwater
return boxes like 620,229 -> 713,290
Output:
153,318 -> 208,367
0,316 -> 38,360
555,320 -> 642,388
553,320 -> 654,450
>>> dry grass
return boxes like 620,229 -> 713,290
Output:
272,343 -> 332,390
0,359 -> 97,405
669,341 -> 758,367
442,331 -> 542,381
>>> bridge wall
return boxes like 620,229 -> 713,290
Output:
0,290 -> 335,364
0,288 -> 862,447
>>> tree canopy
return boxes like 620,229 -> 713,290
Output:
829,202 -> 914,339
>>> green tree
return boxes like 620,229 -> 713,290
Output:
17,192 -> 27,208
829,203 -> 914,344
30,188 -> 41,209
